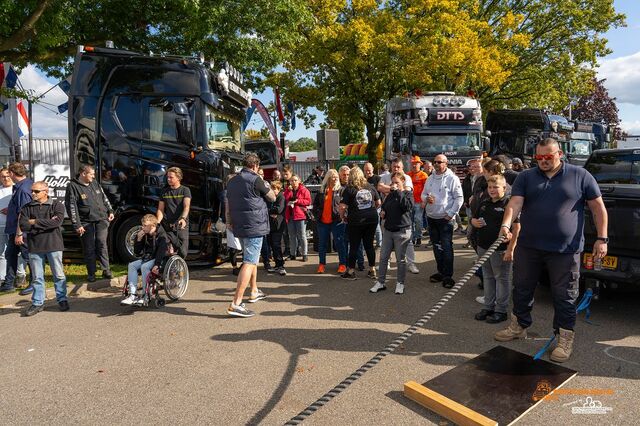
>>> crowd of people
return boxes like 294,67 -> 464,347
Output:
225,139 -> 609,363
1,138 -> 608,363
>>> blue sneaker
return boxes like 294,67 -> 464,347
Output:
19,285 -> 34,296
0,284 -> 15,292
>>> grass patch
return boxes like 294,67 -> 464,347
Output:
0,263 -> 128,296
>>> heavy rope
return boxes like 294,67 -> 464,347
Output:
285,236 -> 506,425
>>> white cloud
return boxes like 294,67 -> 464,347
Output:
17,65 -> 68,138
620,119 -> 640,135
598,51 -> 640,105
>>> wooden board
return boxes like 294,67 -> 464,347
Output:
404,346 -> 577,425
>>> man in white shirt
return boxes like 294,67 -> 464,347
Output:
378,158 -> 419,274
420,154 -> 464,288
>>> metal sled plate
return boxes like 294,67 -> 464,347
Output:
404,345 -> 577,425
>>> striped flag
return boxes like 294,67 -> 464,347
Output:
1,63 -> 18,89
17,101 -> 29,137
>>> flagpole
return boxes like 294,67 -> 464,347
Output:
28,100 -> 33,179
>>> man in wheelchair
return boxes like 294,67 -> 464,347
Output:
121,214 -> 169,306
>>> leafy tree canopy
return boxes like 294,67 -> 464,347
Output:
268,0 -> 624,161
289,137 -> 316,152
0,0 -> 311,85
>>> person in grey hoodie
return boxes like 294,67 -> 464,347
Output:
420,154 -> 463,288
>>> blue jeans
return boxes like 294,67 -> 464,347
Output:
336,222 -> 363,266
374,208 -> 382,246
5,233 -> 29,286
127,258 -> 155,294
287,220 -> 308,256
30,251 -> 67,306
0,230 -> 23,281
317,221 -> 345,265
334,222 -> 348,265
427,217 -> 455,278
412,204 -> 425,242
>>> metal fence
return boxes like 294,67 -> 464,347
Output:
290,160 -> 369,181
19,138 -> 70,166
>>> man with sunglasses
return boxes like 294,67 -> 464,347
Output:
0,163 -> 33,294
18,181 -> 69,316
420,154 -> 464,288
495,138 -> 608,363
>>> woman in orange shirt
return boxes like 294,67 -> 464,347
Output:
312,169 -> 344,273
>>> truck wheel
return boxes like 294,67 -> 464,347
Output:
115,215 -> 144,263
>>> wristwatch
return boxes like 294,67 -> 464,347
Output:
596,237 -> 609,243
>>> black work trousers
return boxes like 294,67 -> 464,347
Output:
512,245 -> 580,331
80,220 -> 110,275
268,230 -> 284,267
346,223 -> 376,269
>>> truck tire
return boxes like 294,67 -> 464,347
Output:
115,215 -> 144,263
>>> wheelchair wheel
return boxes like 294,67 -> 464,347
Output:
163,255 -> 189,301
154,297 -> 166,308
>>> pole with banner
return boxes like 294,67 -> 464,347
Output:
28,100 -> 33,179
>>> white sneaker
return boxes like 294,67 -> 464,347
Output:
408,263 -> 419,274
120,295 -> 136,306
369,282 -> 387,293
395,283 -> 405,294
134,296 -> 145,306
476,296 -> 485,304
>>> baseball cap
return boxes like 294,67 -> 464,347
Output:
512,158 -> 523,165
410,155 -> 423,164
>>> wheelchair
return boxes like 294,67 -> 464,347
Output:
122,254 -> 189,308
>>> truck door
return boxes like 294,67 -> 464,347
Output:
101,93 -> 144,209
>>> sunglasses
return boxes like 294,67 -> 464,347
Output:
433,160 -> 447,165
32,189 -> 46,194
534,151 -> 559,161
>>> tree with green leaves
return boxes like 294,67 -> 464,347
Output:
269,0 -> 624,162
470,0 -> 625,112
289,137 -> 316,152
0,0 -> 311,83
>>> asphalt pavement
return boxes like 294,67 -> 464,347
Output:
1,235 -> 638,425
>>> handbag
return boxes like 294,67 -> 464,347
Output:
305,207 -> 315,222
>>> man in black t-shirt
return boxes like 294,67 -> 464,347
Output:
157,167 -> 191,258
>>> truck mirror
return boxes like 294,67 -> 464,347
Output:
176,117 -> 195,147
391,131 -> 401,152
482,136 -> 490,152
174,102 -> 189,115
399,137 -> 410,155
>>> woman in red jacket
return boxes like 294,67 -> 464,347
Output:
284,174 -> 311,261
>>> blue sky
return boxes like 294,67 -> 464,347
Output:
20,0 -> 640,138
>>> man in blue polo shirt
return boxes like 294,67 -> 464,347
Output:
495,138 -> 608,363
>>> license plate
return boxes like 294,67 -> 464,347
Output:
583,253 -> 618,270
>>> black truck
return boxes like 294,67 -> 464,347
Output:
582,148 -> 640,294
485,109 -> 573,163
566,121 -> 610,167
67,45 -> 251,264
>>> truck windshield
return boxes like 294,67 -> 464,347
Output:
412,133 -> 481,154
569,139 -> 592,156
206,106 -> 242,152
248,142 -> 278,165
